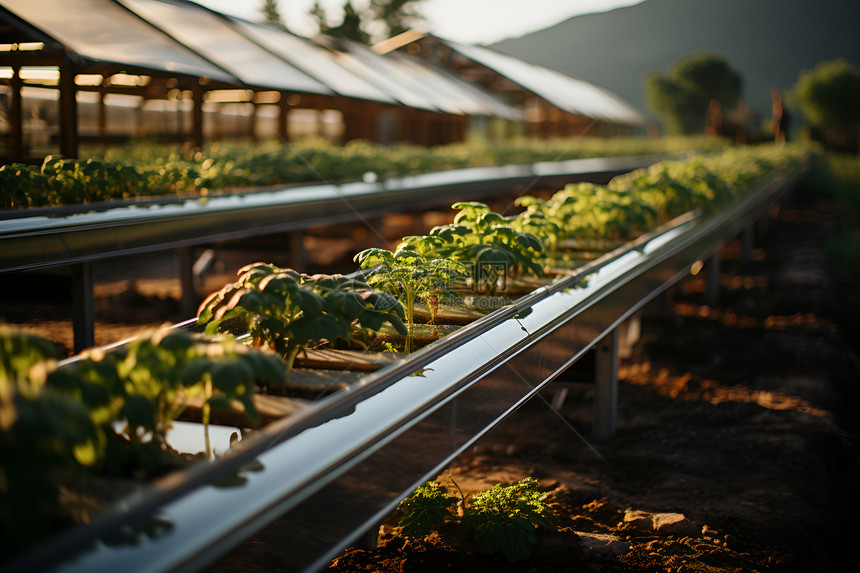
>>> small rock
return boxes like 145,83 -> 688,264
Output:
702,525 -> 719,538
652,513 -> 699,538
623,508 -> 653,531
576,531 -> 631,557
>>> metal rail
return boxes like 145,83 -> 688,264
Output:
0,154 -> 674,352
4,163 -> 804,573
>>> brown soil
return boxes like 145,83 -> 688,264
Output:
325,189 -> 860,573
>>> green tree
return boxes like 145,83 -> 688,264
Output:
325,1 -> 370,44
644,53 -> 743,135
791,59 -> 860,150
371,0 -> 424,39
260,0 -> 286,29
310,0 -> 424,44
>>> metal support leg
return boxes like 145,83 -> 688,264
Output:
290,231 -> 307,271
593,328 -> 619,442
72,262 -> 95,353
178,247 -> 198,318
705,253 -> 721,306
741,226 -> 754,266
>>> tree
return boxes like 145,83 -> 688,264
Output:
309,0 -> 424,44
791,59 -> 860,129
260,0 -> 286,29
325,1 -> 370,44
371,0 -> 424,39
644,53 -> 743,135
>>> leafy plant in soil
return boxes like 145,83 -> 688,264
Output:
395,481 -> 459,537
46,328 -> 288,468
354,247 -> 467,352
395,478 -> 555,563
2,326 -> 290,559
197,264 -> 406,368
399,202 -> 544,295
1,329 -> 96,553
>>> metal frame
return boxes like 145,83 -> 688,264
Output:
4,164 -> 804,573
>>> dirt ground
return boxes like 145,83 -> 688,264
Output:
326,189 -> 860,573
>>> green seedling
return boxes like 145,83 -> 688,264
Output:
198,264 -> 407,369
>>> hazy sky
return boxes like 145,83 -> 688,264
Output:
193,0 -> 645,44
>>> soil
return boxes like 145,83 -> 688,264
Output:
2,188 -> 859,572
325,188 -> 860,573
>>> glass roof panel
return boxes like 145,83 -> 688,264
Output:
118,0 -> 330,94
446,39 -> 647,125
231,19 -> 394,104
1,0 -> 236,82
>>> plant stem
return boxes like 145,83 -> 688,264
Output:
203,378 -> 212,460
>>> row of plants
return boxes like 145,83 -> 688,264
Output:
0,326 -> 288,556
198,143 -> 813,360
0,135 -> 727,209
0,142 -> 813,564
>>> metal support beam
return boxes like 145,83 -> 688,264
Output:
741,225 -> 754,266
191,84 -> 204,149
178,247 -> 198,318
277,94 -> 290,142
9,66 -> 24,162
71,262 -> 94,352
705,252 -> 721,306
593,328 -> 619,442
59,59 -> 79,158
289,231 -> 307,272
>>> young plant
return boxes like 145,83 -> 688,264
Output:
198,264 -> 406,369
399,202 -> 544,295
395,477 -> 555,563
1,329 -> 101,551
396,480 -> 459,537
461,477 -> 554,563
47,328 -> 288,464
355,246 -> 466,352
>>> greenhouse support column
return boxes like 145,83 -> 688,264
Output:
59,59 -> 79,158
593,328 -> 619,442
72,262 -> 95,353
741,225 -> 754,266
706,253 -> 721,306
290,231 -> 306,271
191,83 -> 204,149
98,90 -> 108,146
277,93 -> 290,142
9,66 -> 23,161
179,247 -> 198,318
248,100 -> 258,142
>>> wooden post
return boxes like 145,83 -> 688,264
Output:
191,83 -> 204,149
178,247 -> 198,318
705,252 -> 721,306
248,100 -> 258,142
72,262 -> 95,352
58,59 -> 79,158
97,90 -> 108,146
290,231 -> 306,271
741,225 -> 754,266
277,93 -> 290,142
9,66 -> 24,161
593,328 -> 619,442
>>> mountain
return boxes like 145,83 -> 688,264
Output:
489,0 -> 860,127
